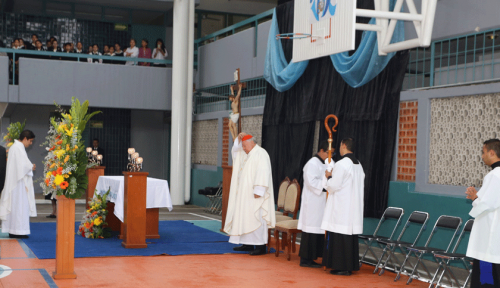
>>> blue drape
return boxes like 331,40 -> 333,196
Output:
331,17 -> 404,88
263,10 -> 309,92
264,0 -> 404,91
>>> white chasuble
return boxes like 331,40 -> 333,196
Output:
0,140 -> 37,234
466,167 -> 500,264
224,138 -> 276,245
297,156 -> 330,234
321,157 -> 365,235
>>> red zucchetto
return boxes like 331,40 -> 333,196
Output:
242,135 -> 253,141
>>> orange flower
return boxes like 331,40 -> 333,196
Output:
91,211 -> 98,217
56,140 -> 63,145
49,146 -> 55,151
60,181 -> 69,189
56,135 -> 61,140
52,171 -> 57,176
56,167 -> 63,175
44,179 -> 50,186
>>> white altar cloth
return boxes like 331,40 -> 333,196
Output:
94,176 -> 173,222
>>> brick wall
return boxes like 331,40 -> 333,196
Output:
222,118 -> 230,166
397,101 -> 418,182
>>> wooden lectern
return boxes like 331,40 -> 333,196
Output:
121,172 -> 148,249
53,195 -> 77,279
85,166 -> 105,209
221,165 -> 233,231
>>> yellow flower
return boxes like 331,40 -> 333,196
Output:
66,114 -> 72,120
7,142 -> 13,147
64,155 -> 70,163
54,174 -> 65,186
93,217 -> 103,226
57,124 -> 66,133
64,174 -> 69,178
74,145 -> 78,150
65,126 -> 74,137
50,163 -> 56,169
46,172 -> 52,179
87,209 -> 90,213
66,144 -> 70,151
54,149 -> 65,159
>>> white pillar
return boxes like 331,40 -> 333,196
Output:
184,0 -> 195,203
170,0 -> 189,205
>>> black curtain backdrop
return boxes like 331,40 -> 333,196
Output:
261,1 -> 410,218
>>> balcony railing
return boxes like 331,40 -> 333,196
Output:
0,48 -> 172,85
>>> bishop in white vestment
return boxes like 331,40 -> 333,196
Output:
321,138 -> 365,276
297,141 -> 331,268
224,133 -> 276,255
0,131 -> 37,238
465,139 -> 500,287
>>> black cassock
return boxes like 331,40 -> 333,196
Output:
322,232 -> 360,271
298,231 -> 324,261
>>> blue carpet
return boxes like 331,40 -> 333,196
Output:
22,220 -> 245,259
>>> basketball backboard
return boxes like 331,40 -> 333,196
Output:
293,0 -> 356,63
290,0 -> 438,61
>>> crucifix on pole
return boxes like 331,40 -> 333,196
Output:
228,68 -> 246,140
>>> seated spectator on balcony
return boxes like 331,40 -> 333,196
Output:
88,44 -> 102,64
33,40 -> 47,60
50,40 -> 62,60
74,42 -> 85,62
45,39 -> 52,51
114,43 -> 124,64
124,39 -> 139,66
103,44 -> 111,64
152,38 -> 167,68
70,42 -> 75,53
62,43 -> 75,61
138,39 -> 151,66
18,39 -> 25,50
28,34 -> 38,50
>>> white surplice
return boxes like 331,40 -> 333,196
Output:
297,156 -> 330,234
321,156 -> 365,235
466,166 -> 500,264
224,138 -> 276,245
0,140 -> 37,235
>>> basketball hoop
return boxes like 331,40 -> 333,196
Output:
276,33 -> 322,40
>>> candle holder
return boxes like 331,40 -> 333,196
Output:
87,147 -> 102,165
127,149 -> 143,172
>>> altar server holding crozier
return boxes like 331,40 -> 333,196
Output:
465,138 -> 500,287
297,140 -> 332,268
0,130 -> 37,238
321,137 -> 365,276
224,132 -> 276,255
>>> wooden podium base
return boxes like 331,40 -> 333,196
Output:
121,172 -> 148,249
146,208 -> 160,239
85,166 -> 105,210
53,195 -> 77,279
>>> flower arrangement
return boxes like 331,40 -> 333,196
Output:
3,119 -> 26,147
40,98 -> 101,199
77,189 -> 111,239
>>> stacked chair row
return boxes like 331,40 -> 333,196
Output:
359,207 -> 474,288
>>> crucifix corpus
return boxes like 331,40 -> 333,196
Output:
228,68 -> 247,140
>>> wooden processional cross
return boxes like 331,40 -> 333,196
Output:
230,68 -> 246,135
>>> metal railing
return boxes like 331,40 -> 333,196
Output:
0,48 -> 172,85
404,27 -> 500,90
194,9 -> 273,58
194,77 -> 267,114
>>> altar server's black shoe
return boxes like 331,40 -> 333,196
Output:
233,244 -> 254,252
249,245 -> 267,256
330,270 -> 351,276
300,261 -> 322,268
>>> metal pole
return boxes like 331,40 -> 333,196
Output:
170,0 -> 190,205
184,0 -> 195,204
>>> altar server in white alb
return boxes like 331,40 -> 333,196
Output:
465,138 -> 500,287
297,140 -> 332,268
321,138 -> 365,276
224,132 -> 276,256
0,130 -> 37,238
